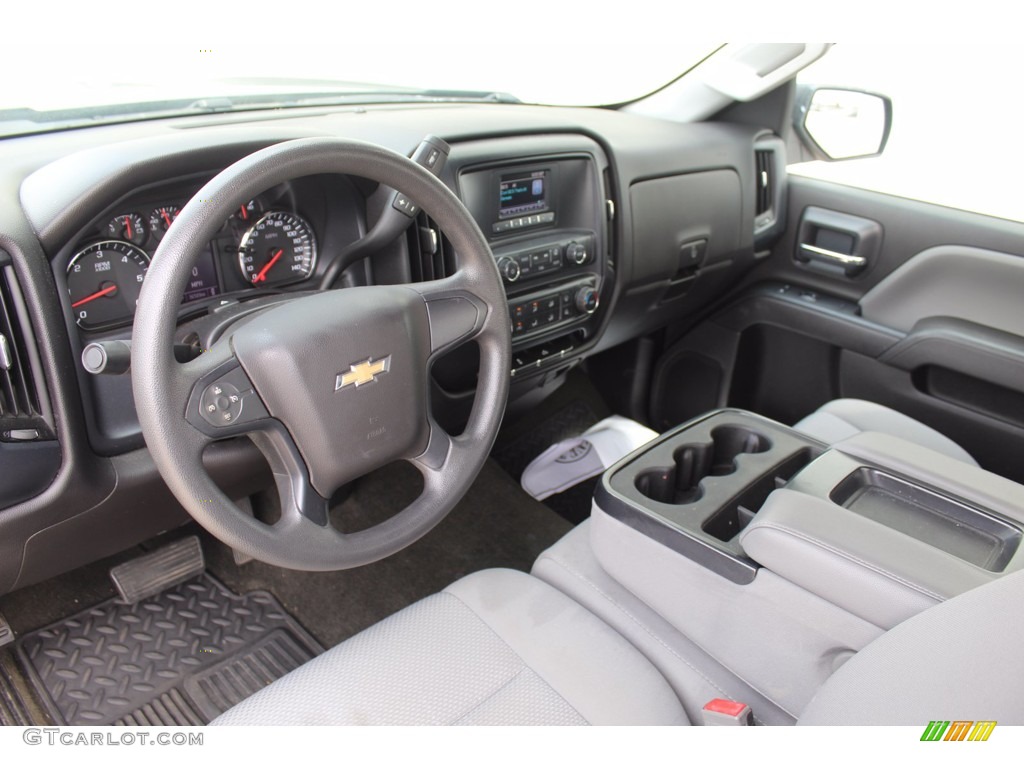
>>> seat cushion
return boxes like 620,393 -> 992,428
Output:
532,520 -> 796,725
793,398 -> 977,466
212,568 -> 688,725
799,568 -> 1024,725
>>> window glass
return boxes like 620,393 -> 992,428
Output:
790,44 -> 1024,223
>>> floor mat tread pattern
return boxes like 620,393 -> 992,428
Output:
15,574 -> 321,726
0,660 -> 31,725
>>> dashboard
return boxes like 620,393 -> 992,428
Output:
0,101 -> 775,594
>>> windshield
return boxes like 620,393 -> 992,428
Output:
1,44 -> 720,138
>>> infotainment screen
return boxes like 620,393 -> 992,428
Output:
499,170 -> 549,219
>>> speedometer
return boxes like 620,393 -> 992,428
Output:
237,211 -> 317,287
67,240 -> 149,330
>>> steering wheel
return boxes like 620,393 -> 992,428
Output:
132,138 -> 510,570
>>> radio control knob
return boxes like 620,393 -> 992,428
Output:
575,287 -> 599,315
497,257 -> 520,283
566,241 -> 588,265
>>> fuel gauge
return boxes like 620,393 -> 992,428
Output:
106,213 -> 147,245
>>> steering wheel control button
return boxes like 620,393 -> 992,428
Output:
192,364 -> 269,430
200,381 -> 242,426
392,193 -> 420,217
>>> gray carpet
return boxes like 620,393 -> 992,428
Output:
204,458 -> 572,647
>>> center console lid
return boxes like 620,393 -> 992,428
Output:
741,432 -> 1024,628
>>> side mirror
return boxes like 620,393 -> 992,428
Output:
794,85 -> 892,161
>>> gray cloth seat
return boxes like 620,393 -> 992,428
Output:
213,564 -> 1024,725
800,566 -> 1024,724
793,398 -> 977,466
213,568 -> 688,726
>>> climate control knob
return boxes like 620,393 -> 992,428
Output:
566,241 -> 588,265
497,257 -> 521,283
575,287 -> 599,315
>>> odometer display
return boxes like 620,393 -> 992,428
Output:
237,211 -> 316,287
67,240 -> 149,330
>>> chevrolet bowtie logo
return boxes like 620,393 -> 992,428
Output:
335,356 -> 391,391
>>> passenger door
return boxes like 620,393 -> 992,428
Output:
649,44 -> 1024,483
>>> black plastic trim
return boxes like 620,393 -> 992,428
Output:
714,282 -> 902,358
595,409 -> 826,585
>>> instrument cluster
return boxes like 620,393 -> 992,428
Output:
66,189 -> 318,331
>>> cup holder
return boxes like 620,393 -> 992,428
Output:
635,425 -> 771,504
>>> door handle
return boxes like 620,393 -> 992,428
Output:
798,243 -> 868,268
795,206 -> 882,278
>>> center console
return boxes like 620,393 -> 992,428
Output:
597,409 -> 1024,623
536,408 -> 1024,721
596,410 -> 822,585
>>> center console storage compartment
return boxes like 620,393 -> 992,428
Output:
830,468 -> 1022,571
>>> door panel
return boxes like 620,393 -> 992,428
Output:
650,176 -> 1024,482
860,246 -> 1024,337
745,176 -> 1024,302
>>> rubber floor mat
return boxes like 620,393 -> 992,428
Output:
15,574 -> 322,726
0,658 -> 31,725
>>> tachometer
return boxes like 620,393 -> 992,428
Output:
67,240 -> 149,330
237,211 -> 317,287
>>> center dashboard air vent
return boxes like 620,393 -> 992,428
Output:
407,212 -> 456,282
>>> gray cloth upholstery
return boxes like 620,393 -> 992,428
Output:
794,398 -> 978,466
213,568 -> 687,726
799,568 -> 1024,725
533,520 -> 796,725
739,488 -> 997,629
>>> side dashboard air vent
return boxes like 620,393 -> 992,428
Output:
0,257 -> 53,442
753,135 -> 787,248
407,212 -> 456,282
0,254 -> 60,506
755,149 -> 774,216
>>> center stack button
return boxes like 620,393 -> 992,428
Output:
497,257 -> 521,283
